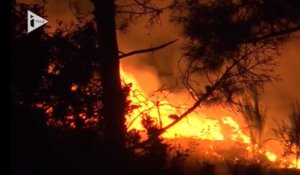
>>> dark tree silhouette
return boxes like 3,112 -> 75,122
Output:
239,86 -> 267,150
273,100 -> 300,168
91,1 -> 128,173
12,1 -> 178,174
11,2 -> 84,175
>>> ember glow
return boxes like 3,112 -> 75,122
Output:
120,66 -> 300,169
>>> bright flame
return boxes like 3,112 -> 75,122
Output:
221,117 -> 251,144
120,66 -> 300,169
38,62 -> 300,169
265,151 -> 277,162
121,68 -> 224,140
293,159 -> 300,169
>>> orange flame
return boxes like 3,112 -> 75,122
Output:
120,66 -> 299,169
38,62 -> 299,169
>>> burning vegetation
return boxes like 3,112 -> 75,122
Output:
35,63 -> 300,170
12,0 -> 300,175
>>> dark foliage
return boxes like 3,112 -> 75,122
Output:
197,161 -> 216,175
227,161 -> 265,175
36,21 -> 104,129
12,3 -> 50,105
11,2 -> 185,175
273,100 -> 300,168
173,0 -> 300,71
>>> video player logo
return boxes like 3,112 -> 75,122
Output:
27,10 -> 48,33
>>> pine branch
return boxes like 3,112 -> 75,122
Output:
119,39 -> 178,59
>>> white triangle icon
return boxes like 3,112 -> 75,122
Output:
27,10 -> 48,33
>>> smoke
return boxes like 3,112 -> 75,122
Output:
118,11 -> 184,91
262,36 -> 300,138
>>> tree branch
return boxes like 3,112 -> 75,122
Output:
158,48 -> 257,135
240,25 -> 300,44
158,89 -> 212,134
118,50 -> 125,55
119,39 -> 178,59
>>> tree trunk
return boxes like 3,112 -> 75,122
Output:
92,0 -> 127,173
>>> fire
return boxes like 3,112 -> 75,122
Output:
265,151 -> 277,162
120,66 -> 300,169
38,62 -> 299,169
70,83 -> 78,91
121,68 -> 224,140
221,117 -> 251,144
292,159 -> 300,169
47,63 -> 60,75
